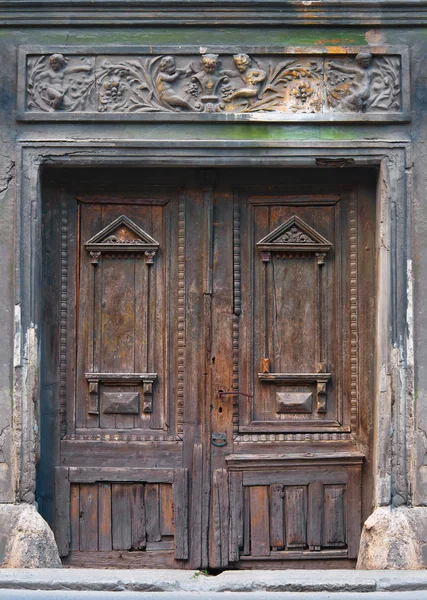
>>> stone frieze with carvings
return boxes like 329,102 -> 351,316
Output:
18,46 -> 410,122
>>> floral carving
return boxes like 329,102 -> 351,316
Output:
25,50 -> 403,117
276,226 -> 315,244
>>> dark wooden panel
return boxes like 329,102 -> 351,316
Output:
70,484 -> 80,552
173,468 -> 189,560
61,440 -> 182,468
210,469 -> 229,568
324,486 -> 346,547
63,550 -> 179,569
308,481 -> 323,551
145,483 -> 161,544
54,467 -> 70,557
243,469 -> 347,487
69,467 -> 174,483
131,483 -> 146,549
270,484 -> 285,550
285,487 -> 307,549
249,486 -> 270,557
229,471 -> 243,562
347,465 -> 362,559
79,484 -> 99,551
98,483 -> 112,551
112,484 -> 133,550
190,443 -> 203,569
160,484 -> 174,537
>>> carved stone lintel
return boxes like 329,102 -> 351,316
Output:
23,48 -> 405,121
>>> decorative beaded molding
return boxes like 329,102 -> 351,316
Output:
232,192 -> 241,435
177,193 -> 186,436
18,45 -> 410,123
349,192 -> 359,430
59,197 -> 68,438
64,432 -> 178,442
234,432 -> 354,443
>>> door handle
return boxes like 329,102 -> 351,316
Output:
218,390 -> 253,399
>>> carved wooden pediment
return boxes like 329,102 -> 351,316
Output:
85,215 -> 160,263
257,216 -> 332,254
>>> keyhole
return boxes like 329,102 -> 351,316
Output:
218,406 -> 222,414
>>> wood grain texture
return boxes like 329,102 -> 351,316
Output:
249,486 -> 270,557
270,484 -> 285,550
112,484 -> 133,550
98,483 -> 112,551
211,468 -> 229,568
54,467 -> 70,557
229,471 -> 243,562
173,468 -> 189,560
79,484 -> 99,551
285,487 -> 307,549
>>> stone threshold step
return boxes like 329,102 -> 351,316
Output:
0,570 -> 427,593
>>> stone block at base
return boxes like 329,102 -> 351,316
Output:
357,506 -> 427,570
0,504 -> 61,568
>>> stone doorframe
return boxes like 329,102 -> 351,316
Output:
12,138 -> 414,564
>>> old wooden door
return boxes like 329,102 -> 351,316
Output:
41,168 -> 375,569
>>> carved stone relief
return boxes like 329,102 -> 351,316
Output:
20,47 -> 408,121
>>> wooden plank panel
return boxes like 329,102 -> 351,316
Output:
131,483 -> 146,549
79,484 -> 99,551
98,483 -> 112,551
173,468 -> 189,560
347,465 -> 362,559
160,484 -> 174,537
210,469 -> 229,568
324,486 -> 346,547
54,467 -> 70,557
308,481 -> 323,551
229,471 -> 243,562
243,486 -> 250,556
69,467 -> 174,483
190,443 -> 203,568
70,483 -> 80,552
249,486 -> 270,557
285,487 -> 307,549
270,484 -> 285,550
112,484 -> 132,550
145,483 -> 161,543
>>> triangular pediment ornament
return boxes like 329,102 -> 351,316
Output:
85,215 -> 160,264
257,215 -> 332,253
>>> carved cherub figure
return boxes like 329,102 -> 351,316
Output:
225,53 -> 267,103
31,53 -> 93,111
191,54 -> 229,97
328,52 -> 373,112
156,56 -> 194,111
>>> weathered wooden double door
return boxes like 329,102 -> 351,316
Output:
41,168 -> 375,569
